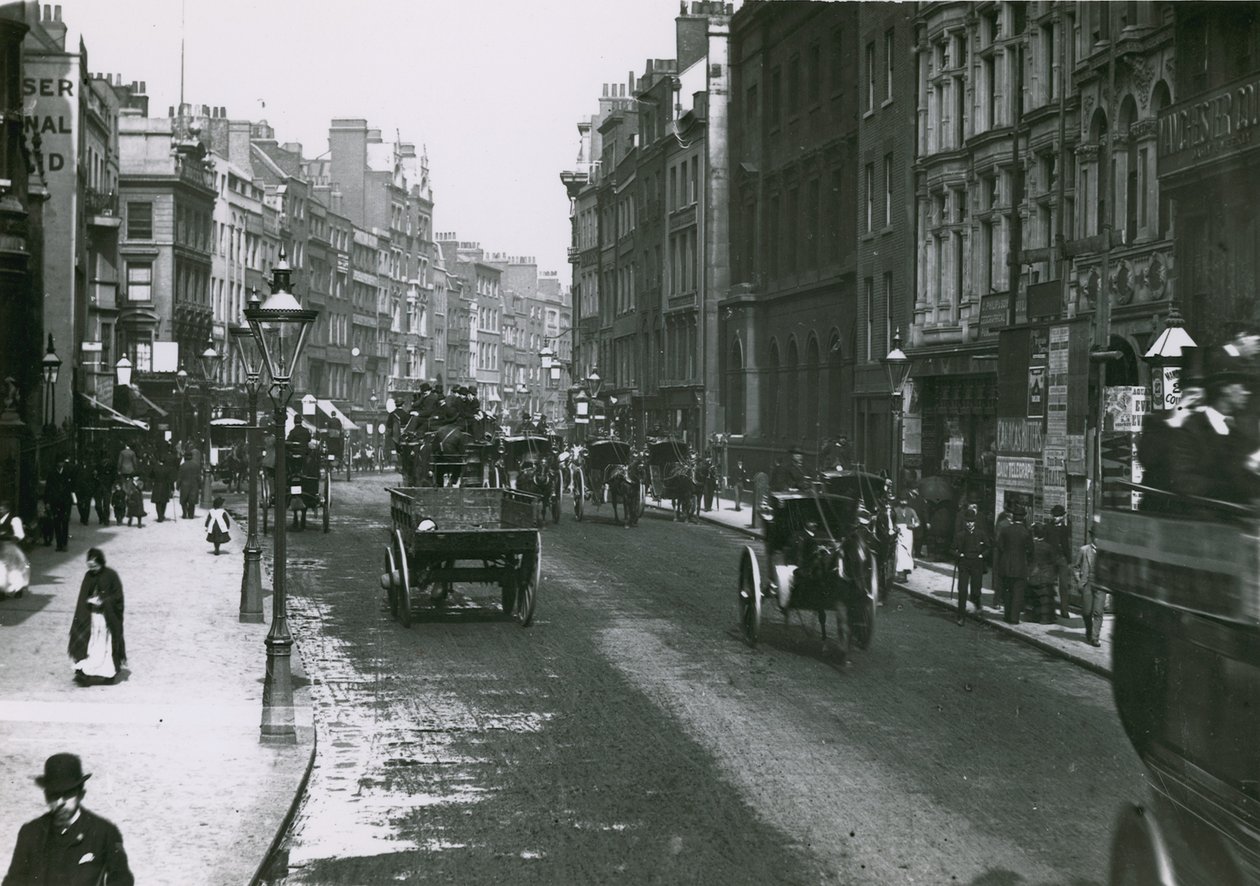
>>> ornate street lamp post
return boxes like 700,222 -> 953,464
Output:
229,299 -> 266,624
1143,301 -> 1197,414
114,355 -> 132,389
199,336 -> 222,508
41,335 -> 61,434
369,393 -> 378,471
882,329 -> 911,492
246,254 -> 316,744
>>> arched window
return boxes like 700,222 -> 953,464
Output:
727,337 -> 746,434
766,339 -> 781,440
784,337 -> 800,443
1119,96 -> 1139,243
1089,108 -> 1109,235
806,335 -> 821,446
1151,81 -> 1172,239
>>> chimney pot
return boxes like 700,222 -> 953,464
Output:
42,5 -> 50,21
54,4 -> 61,21
168,106 -> 175,117
139,81 -> 146,93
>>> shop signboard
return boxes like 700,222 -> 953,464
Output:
995,455 -> 1037,493
997,417 -> 1044,456
902,415 -> 922,456
1158,71 -> 1260,178
979,292 -> 1010,339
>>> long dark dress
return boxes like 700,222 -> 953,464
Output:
68,566 -> 126,681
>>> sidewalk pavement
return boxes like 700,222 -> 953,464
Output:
0,497 -> 313,885
668,493 -> 1113,678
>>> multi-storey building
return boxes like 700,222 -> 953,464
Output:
20,4 -> 130,435
723,0 -> 859,470
853,3 -> 916,478
533,270 -> 572,427
116,105 -> 216,420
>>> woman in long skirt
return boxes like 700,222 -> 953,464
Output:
68,547 -> 126,686
893,497 -> 920,581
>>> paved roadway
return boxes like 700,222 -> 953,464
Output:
270,473 -> 1145,885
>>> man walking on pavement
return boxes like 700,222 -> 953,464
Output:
1075,529 -> 1102,647
953,504 -> 990,625
994,503 -> 1034,625
1045,504 -> 1074,618
3,753 -> 134,886
44,459 -> 75,552
177,452 -> 200,519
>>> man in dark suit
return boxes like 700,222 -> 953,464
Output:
3,753 -> 133,886
1169,366 -> 1260,507
953,504 -> 990,625
177,453 -> 200,519
994,504 -> 1034,624
43,460 -> 75,552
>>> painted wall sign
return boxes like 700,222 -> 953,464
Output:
995,456 -> 1037,493
997,417 -> 1045,456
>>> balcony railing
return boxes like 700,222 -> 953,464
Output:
84,186 -> 117,217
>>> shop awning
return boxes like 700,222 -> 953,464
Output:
210,417 -> 249,427
130,386 -> 168,418
78,392 -> 149,431
316,399 -> 357,432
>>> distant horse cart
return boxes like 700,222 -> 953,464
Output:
571,438 -> 643,526
503,435 -> 561,526
648,436 -> 698,522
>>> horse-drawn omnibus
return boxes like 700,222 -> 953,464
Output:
1097,481 -> 1260,885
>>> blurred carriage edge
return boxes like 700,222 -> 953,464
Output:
1097,472 -> 1260,885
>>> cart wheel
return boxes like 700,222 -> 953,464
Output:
573,471 -> 585,521
850,596 -> 876,651
515,539 -> 540,627
630,482 -> 645,524
322,476 -> 331,534
394,530 -> 412,628
738,545 -> 762,645
382,545 -> 400,620
1108,804 -> 1175,886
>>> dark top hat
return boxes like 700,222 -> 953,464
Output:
1009,503 -> 1027,520
1050,504 -> 1065,517
35,753 -> 90,794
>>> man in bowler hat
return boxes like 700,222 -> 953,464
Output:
994,503 -> 1034,624
3,753 -> 133,886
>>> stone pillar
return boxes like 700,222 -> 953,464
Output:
0,7 -> 32,515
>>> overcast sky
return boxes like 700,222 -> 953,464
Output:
58,0 -> 738,277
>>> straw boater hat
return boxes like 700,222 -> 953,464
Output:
35,753 -> 90,794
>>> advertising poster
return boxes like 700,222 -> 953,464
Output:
1027,366 -> 1046,418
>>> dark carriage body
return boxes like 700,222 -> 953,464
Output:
571,437 -> 643,524
381,486 -> 541,627
1096,484 -> 1260,886
503,435 -> 561,524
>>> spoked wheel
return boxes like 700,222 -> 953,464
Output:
738,545 -> 762,646
514,539 -> 540,626
1108,804 -> 1175,886
322,475 -> 331,533
382,545 -> 400,620
394,529 -> 412,628
573,471 -> 585,521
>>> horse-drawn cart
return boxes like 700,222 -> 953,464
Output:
647,436 -> 697,522
379,486 -> 540,628
571,438 -> 643,526
504,435 -> 561,525
263,439 -> 332,534
737,491 -> 878,664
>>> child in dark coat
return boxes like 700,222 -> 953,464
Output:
110,482 -> 127,524
125,476 -> 145,527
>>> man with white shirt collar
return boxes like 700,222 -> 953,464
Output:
1170,360 -> 1260,507
3,753 -> 133,886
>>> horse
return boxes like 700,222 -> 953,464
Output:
419,422 -> 470,487
783,517 -> 878,665
604,462 -> 642,528
661,459 -> 699,523
517,458 -> 557,527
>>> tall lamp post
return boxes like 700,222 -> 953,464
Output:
246,254 -> 316,744
1143,301 -> 1197,414
41,335 -> 61,434
175,368 -> 189,447
229,308 -> 265,624
882,329 -> 911,492
369,393 -> 378,471
199,336 -> 222,508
